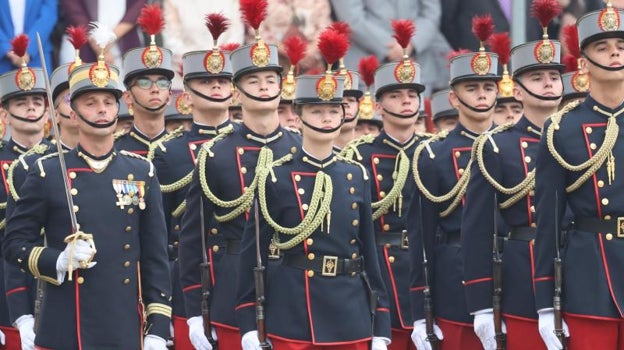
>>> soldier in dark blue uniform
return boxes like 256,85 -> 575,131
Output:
461,27 -> 565,349
534,3 -> 624,349
116,5 -> 174,156
178,19 -> 301,350
334,69 -> 363,153
3,41 -> 172,350
341,21 -> 423,350
236,72 -> 391,350
410,25 -> 500,350
0,34 -> 52,350
164,92 -> 193,133
151,32 -> 238,350
430,89 -> 459,132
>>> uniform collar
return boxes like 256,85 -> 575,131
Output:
241,123 -> 284,145
515,115 -> 542,137
453,122 -> 491,141
76,144 -> 116,160
585,95 -> 624,119
380,131 -> 418,151
299,148 -> 337,170
9,138 -> 39,155
129,125 -> 168,144
191,119 -> 232,136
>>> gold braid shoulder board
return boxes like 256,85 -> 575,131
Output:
546,100 -> 618,192
8,143 -> 50,201
146,125 -> 185,160
474,123 -> 536,209
119,150 -> 155,177
113,129 -> 127,140
412,130 -> 471,217
338,134 -> 376,160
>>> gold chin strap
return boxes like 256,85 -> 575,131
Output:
547,100 -> 621,192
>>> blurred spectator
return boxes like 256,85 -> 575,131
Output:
331,0 -> 451,97
0,0 -> 58,73
441,0 -> 509,52
58,0 -> 146,67
163,0 -> 244,90
247,0 -> 332,73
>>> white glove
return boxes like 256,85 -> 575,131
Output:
15,314 -> 35,350
187,316 -> 217,350
538,309 -> 569,350
411,318 -> 444,350
241,330 -> 272,350
371,336 -> 390,350
56,239 -> 97,274
473,309 -> 507,350
0,327 -> 4,345
143,334 -> 167,350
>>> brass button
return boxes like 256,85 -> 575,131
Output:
69,172 -> 76,179
352,219 -> 359,226
530,206 -> 535,213
212,245 -> 219,253
302,203 -> 309,211
307,253 -> 315,260
385,243 -> 391,249
349,187 -> 355,194
73,205 -> 79,212
125,226 -> 132,232
123,278 -> 130,285
530,223 -> 537,228
240,167 -> 247,174
173,241 -> 179,246
383,224 -> 390,231
124,244 -> 130,250
295,174 -> 301,182
127,174 -> 134,181
350,239 -> 357,245
190,144 -> 197,150
307,270 -> 314,278
388,256 -> 395,263
174,225 -> 180,231
529,190 -> 535,197
346,173 -> 353,181
298,188 -> 305,195
454,151 -> 461,158
77,277 -> 84,284
521,141 -> 528,149
70,188 -> 78,196
379,191 -> 386,198
210,228 -> 218,234
290,147 -> 297,154
606,233 -> 614,241
602,198 -> 609,205
590,143 -> 597,150
128,208 -> 134,214
306,238 -> 313,245
351,202 -> 358,210
524,156 -> 531,163
458,168 -> 464,175
238,148 -> 244,155
598,180 -> 605,188
585,126 -> 592,134
373,157 -> 379,164
604,215 -> 612,220
124,261 -> 130,268
377,174 -> 383,181
351,253 -> 357,259
2,164 -> 8,170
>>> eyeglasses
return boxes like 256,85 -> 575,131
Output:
133,77 -> 172,90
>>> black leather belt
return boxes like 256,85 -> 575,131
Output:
376,231 -> 409,249
282,254 -> 363,277
575,217 -> 624,237
226,240 -> 241,254
507,226 -> 536,241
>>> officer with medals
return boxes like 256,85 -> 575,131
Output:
534,1 -> 624,348
0,34 -> 54,349
430,89 -> 459,132
3,25 -> 172,349
461,6 -> 566,348
178,1 -> 301,348
151,13 -> 238,350
341,20 -> 422,350
2,28 -> 86,350
410,15 -> 501,350
236,69 -> 391,350
116,4 -> 174,156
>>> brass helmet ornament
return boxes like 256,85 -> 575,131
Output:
316,28 -> 349,101
358,55 -> 379,120
205,13 -> 230,74
137,4 -> 165,69
281,36 -> 306,101
531,0 -> 563,64
488,32 -> 514,100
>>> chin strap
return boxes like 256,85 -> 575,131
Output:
185,83 -> 232,103
582,52 -> 624,72
514,79 -> 562,102
9,111 -> 46,123
129,90 -> 169,112
455,95 -> 497,113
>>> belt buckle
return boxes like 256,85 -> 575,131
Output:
617,217 -> 624,238
322,256 -> 338,277
400,230 -> 409,250
268,241 -> 281,260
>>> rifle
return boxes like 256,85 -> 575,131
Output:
492,194 -> 505,350
419,197 -> 440,350
253,198 -> 271,349
553,192 -> 566,349
199,197 -> 218,348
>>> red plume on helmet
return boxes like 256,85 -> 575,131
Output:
329,22 -> 352,38
10,34 -> 29,59
317,29 -> 349,71
391,19 -> 415,49
531,0 -> 562,30
562,54 -> 578,73
472,14 -> 495,51
219,42 -> 241,52
66,25 -> 88,68
562,24 -> 580,59
240,0 -> 268,33
138,4 -> 165,36
488,32 -> 511,66
205,13 -> 230,49
358,55 -> 379,89
284,36 -> 307,68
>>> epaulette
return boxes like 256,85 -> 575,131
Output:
415,132 -> 436,139
120,150 -> 155,177
35,151 -> 62,178
414,128 -> 449,160
113,129 -> 128,140
146,127 -> 185,160
7,144 -> 50,201
339,134 -> 375,160
475,122 -> 514,155
337,155 -> 369,181
548,99 -> 580,126
198,126 -> 234,158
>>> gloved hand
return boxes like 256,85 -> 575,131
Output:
538,309 -> 569,350
473,309 -> 507,350
241,330 -> 272,350
187,316 -> 217,350
56,239 -> 97,274
15,314 -> 35,350
411,318 -> 444,350
371,336 -> 390,350
0,327 -> 4,345
143,334 -> 167,350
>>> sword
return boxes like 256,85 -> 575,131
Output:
36,33 -> 94,281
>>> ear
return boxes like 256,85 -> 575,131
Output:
579,56 -> 589,75
512,82 -> 524,102
448,89 -> 460,109
122,90 -> 132,106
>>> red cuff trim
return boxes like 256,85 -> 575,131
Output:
182,284 -> 201,293
6,286 -> 27,296
464,277 -> 493,286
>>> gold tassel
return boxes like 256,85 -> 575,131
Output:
326,209 -> 331,234
608,151 -> 616,185
398,193 -> 403,217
